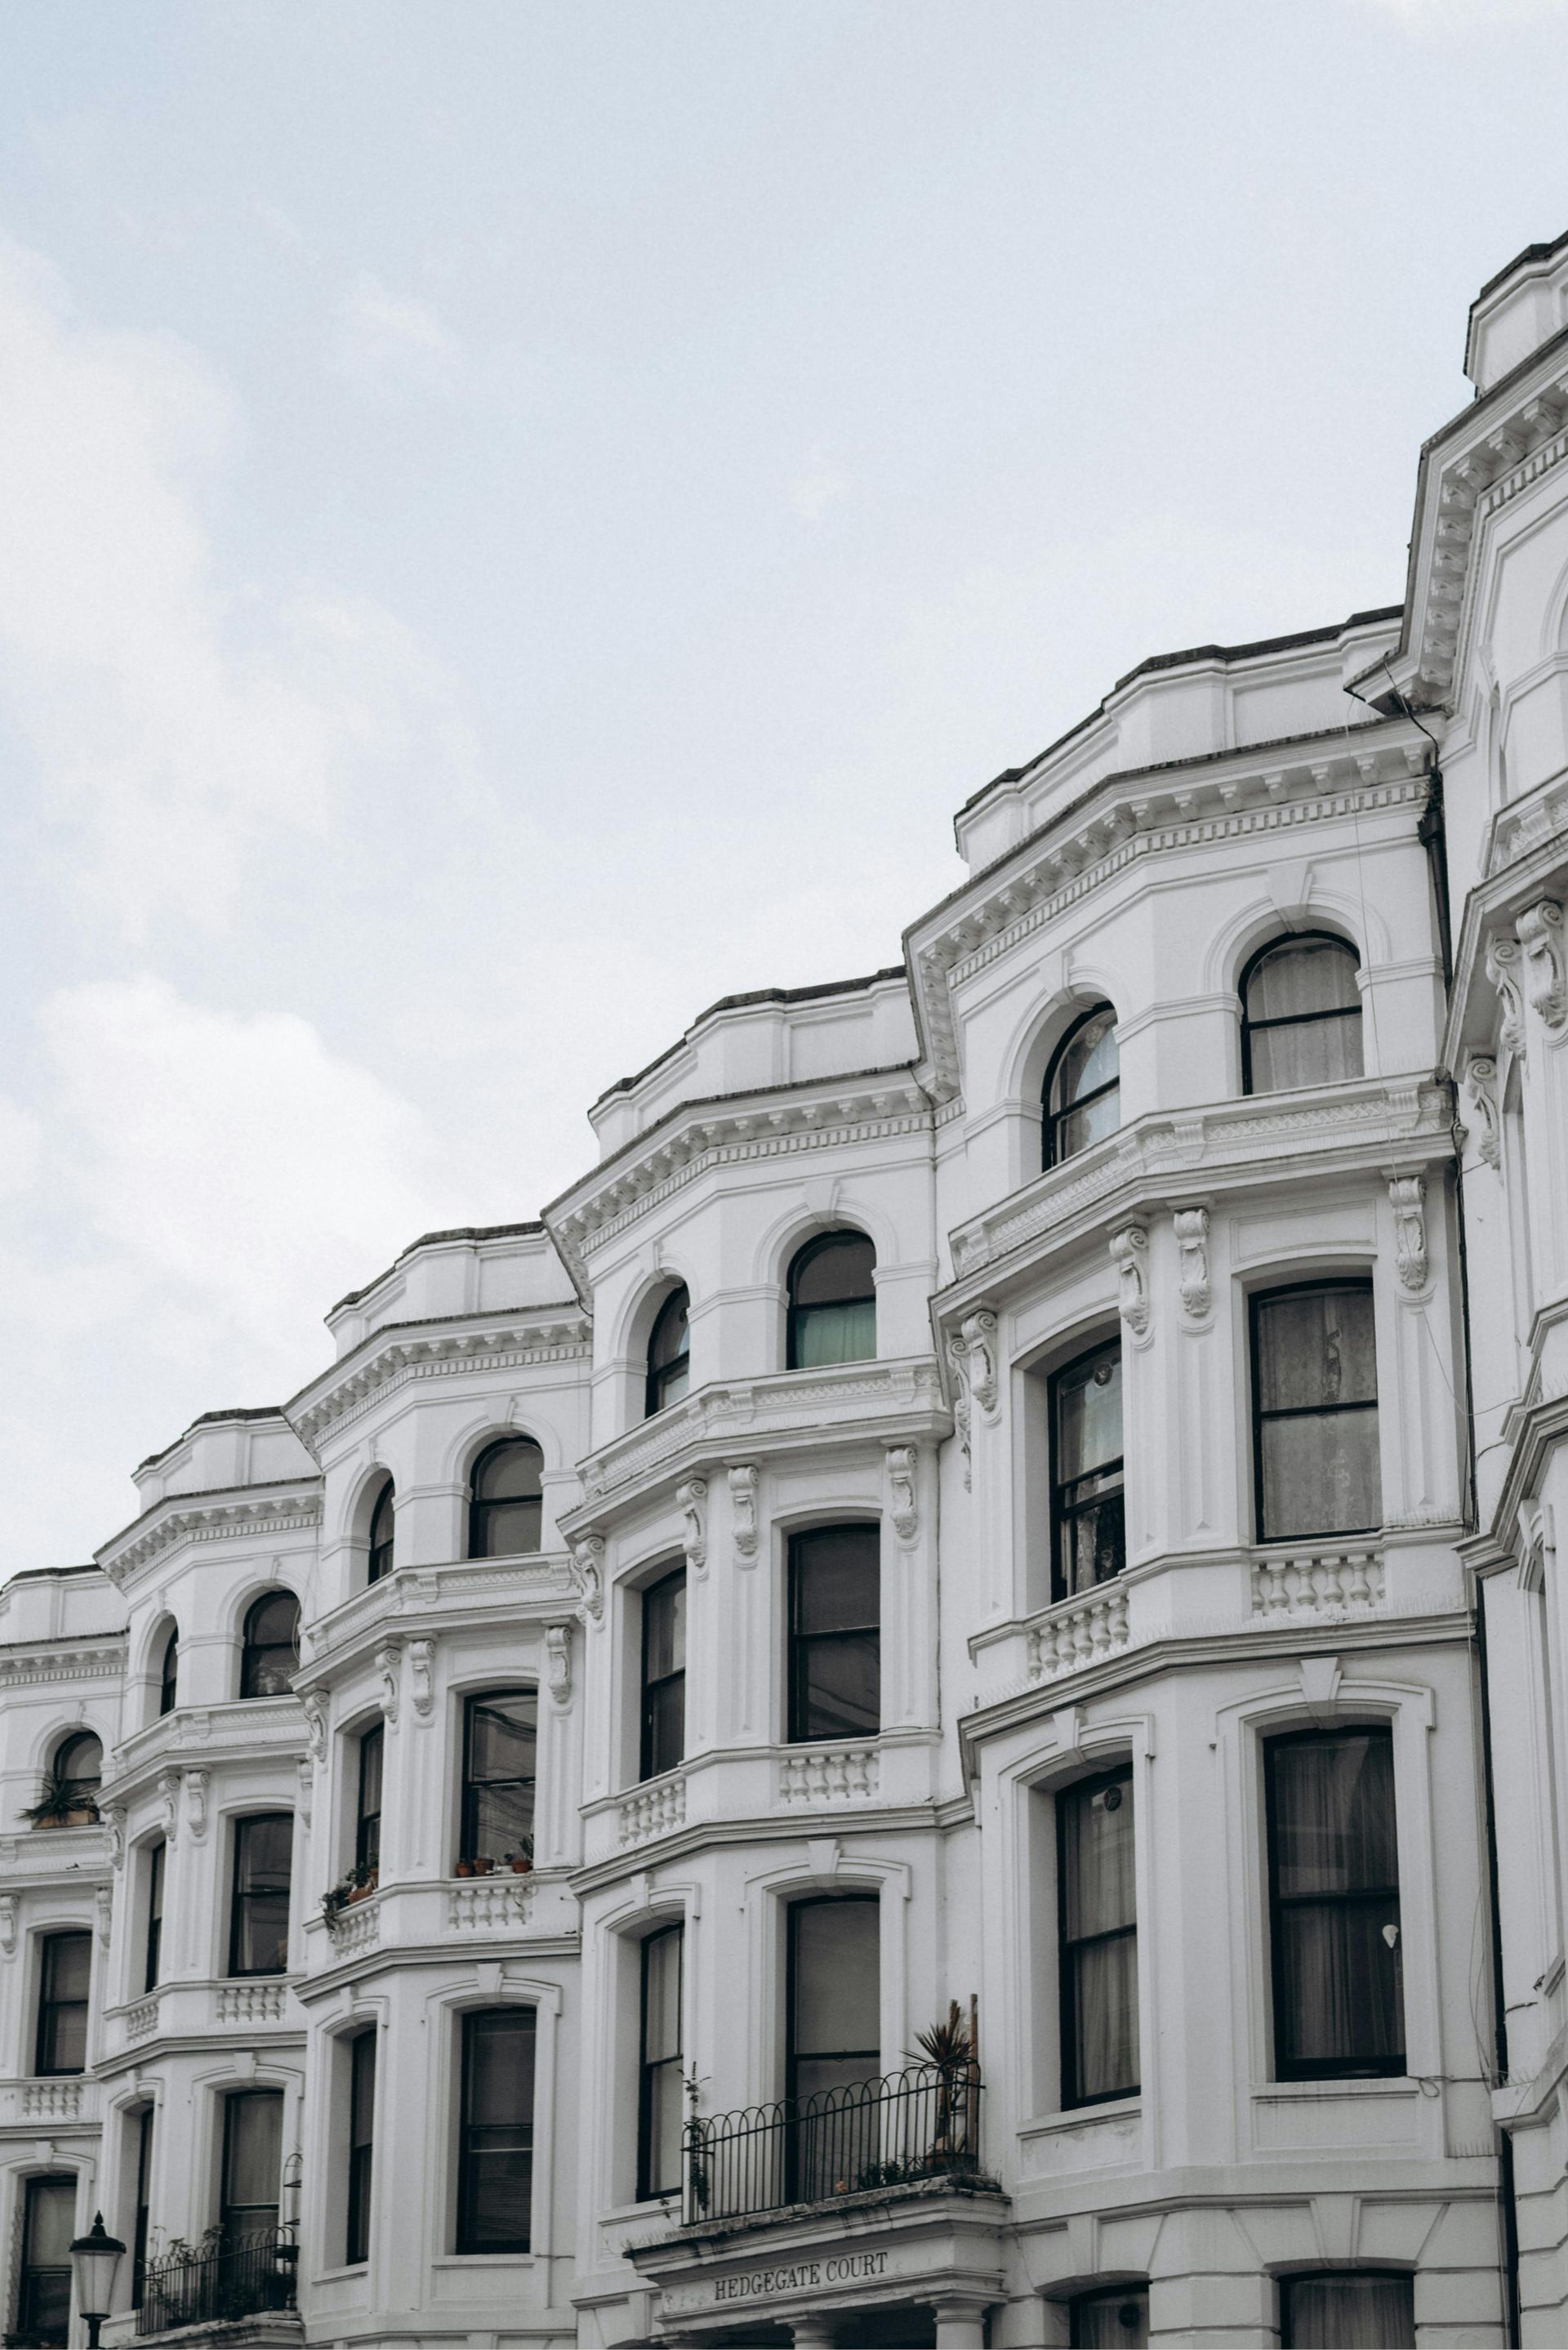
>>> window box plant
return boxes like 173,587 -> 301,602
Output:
22,1774 -> 100,1830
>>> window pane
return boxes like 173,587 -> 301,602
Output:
474,1496 -> 542,1556
351,2031 -> 376,2145
477,1442 -> 542,1501
461,2011 -> 535,2252
1281,2273 -> 1414,2349
1066,1936 -> 1139,2103
46,1931 -> 91,2004
247,1592 -> 300,1649
1259,1410 -> 1381,1538
1056,1345 -> 1123,1483
1062,1487 -> 1126,1595
1269,1732 -> 1404,2076
56,1733 -> 102,1788
650,1290 -> 690,1368
1256,1289 -> 1377,1413
359,1725 -> 383,1819
791,1298 -> 877,1368
644,2059 -> 684,2197
1055,1010 -> 1119,1107
644,1931 -> 681,2066
644,1678 -> 685,1778
644,1576 -> 686,1680
1272,1735 -> 1397,1896
798,1633 -> 880,1741
224,2090 -> 283,2221
1250,1014 -> 1363,1093
1276,1903 -> 1405,2071
791,1234 -> 875,1309
234,1817 -> 292,1974
25,2178 -> 74,2267
1246,937 -> 1360,1023
792,1902 -> 879,2059
1054,1086 -> 1121,1160
794,1528 -> 880,1633
1071,2290 -> 1149,2348
1062,1780 -> 1136,1940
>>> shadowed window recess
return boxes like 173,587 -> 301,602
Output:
229,1814 -> 292,1977
345,2029 -> 376,2266
17,2176 -> 75,2347
1051,1338 -> 1125,1601
457,2009 -> 535,2254
1251,1283 -> 1379,1541
1241,933 -> 1363,1095
1266,1727 -> 1404,2080
1280,2271 -> 1414,2348
240,1592 -> 301,1699
786,1231 -> 876,1369
1071,2286 -> 1149,2348
1058,1766 -> 1138,2107
35,1932 -> 91,2076
1045,1004 -> 1120,1168
461,1689 -> 536,1865
639,1571 -> 686,1781
367,1479 -> 395,1583
220,2089 -> 283,2246
467,1439 -> 542,1558
787,1897 -> 880,2200
638,1924 -> 684,2202
788,1524 -> 880,1743
158,1626 -> 179,1716
645,1286 -> 691,1417
356,1723 -> 383,1874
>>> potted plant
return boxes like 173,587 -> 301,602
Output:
23,1773 -> 100,1830
911,2002 -> 974,2172
454,1857 -> 474,1878
322,1861 -> 377,1920
347,1866 -> 378,1904
506,1838 -> 535,1875
472,1853 -> 494,1875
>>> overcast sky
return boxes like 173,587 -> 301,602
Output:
2,0 -> 1566,1572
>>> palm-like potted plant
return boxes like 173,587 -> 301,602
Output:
23,1773 -> 100,1830
911,2002 -> 974,2173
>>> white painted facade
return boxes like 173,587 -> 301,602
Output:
7,231 -> 1568,2350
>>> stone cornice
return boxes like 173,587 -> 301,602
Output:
105,1697 -> 305,1803
906,738 -> 1429,1102
296,1552 -> 578,1681
0,1640 -> 125,1688
1400,337 -> 1568,711
96,1483 -> 323,1587
286,1308 -> 593,1455
543,1072 -> 933,1294
564,1356 -> 950,1531
942,1073 -> 1454,1297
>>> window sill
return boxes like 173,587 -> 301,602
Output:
429,2253 -> 537,2269
1254,2076 -> 1416,2098
1019,2094 -> 1139,2140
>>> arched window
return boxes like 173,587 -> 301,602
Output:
786,1231 -> 876,1369
1241,933 -> 1363,1095
239,1591 -> 301,1700
158,1625 -> 179,1717
467,1439 -> 543,1559
644,1286 -> 691,1418
53,1731 -> 102,1797
1045,1005 -> 1120,1168
367,1480 -> 395,1585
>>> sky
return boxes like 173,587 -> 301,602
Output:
2,0 -> 1567,1573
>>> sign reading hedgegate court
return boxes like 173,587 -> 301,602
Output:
657,2238 -> 965,2317
711,2250 -> 889,2303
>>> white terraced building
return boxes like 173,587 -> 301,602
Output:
11,230 -> 1568,2350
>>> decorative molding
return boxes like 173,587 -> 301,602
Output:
546,1623 -> 572,1708
1486,931 -> 1528,1057
158,1769 -> 180,1848
0,1895 -> 16,1955
289,1313 -> 592,1452
1388,1175 -> 1429,1292
568,1534 -> 605,1622
99,1492 -> 321,1587
100,1803 -> 125,1871
1252,1549 -> 1384,1617
619,1773 -> 686,1848
1464,1055 -> 1501,1167
728,1464 -> 760,1563
448,1875 -> 534,1933
409,1637 -> 435,1719
0,1642 -> 125,1689
960,1309 -> 1000,1418
1027,1586 -> 1131,1683
946,1332 -> 973,1489
296,1757 -> 313,1831
376,1640 -> 402,1727
885,1444 -> 919,1544
1111,1223 -> 1151,1338
301,1690 -> 327,1764
1173,1206 -> 1211,1320
23,2082 -> 81,2121
185,1768 -> 208,1842
676,1477 -> 708,1576
217,1981 -> 286,2024
124,1995 -> 159,2043
1518,899 -> 1568,1032
779,1746 -> 879,1803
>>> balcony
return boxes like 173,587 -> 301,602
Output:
136,2229 -> 297,2341
684,2062 -> 985,2227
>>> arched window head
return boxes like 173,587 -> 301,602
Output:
52,1731 -> 102,1795
644,1286 -> 691,1419
158,1625 -> 179,1717
1241,933 -> 1363,1095
240,1590 -> 301,1700
467,1438 -> 543,1559
1045,1005 -> 1120,1169
367,1478 -> 396,1585
786,1231 -> 876,1370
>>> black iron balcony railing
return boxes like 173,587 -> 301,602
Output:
683,2060 -> 982,2225
136,2229 -> 296,2335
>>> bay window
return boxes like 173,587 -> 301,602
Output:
1251,1282 -> 1380,1541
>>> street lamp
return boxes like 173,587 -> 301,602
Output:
69,2214 -> 125,2350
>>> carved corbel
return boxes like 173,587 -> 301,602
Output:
1172,1207 -> 1211,1320
1110,1224 -> 1151,1338
95,1884 -> 114,1949
1517,899 -> 1568,1032
1486,931 -> 1528,1057
296,1757 -> 313,1831
885,1445 -> 919,1544
546,1623 -> 572,1707
676,1478 -> 708,1576
301,1690 -> 327,1764
1463,1054 -> 1501,1168
158,1768 -> 180,1848
960,1310 -> 1000,1417
100,1801 -> 126,1871
1388,1175 -> 1428,1292
728,1464 -> 759,1563
568,1533 -> 605,1623
946,1331 -> 973,1488
185,1768 -> 208,1842
409,1637 -> 435,1719
376,1640 -> 402,1728
0,1895 -> 16,1955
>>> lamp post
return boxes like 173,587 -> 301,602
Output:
69,2214 -> 125,2350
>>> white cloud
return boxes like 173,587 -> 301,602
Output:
332,272 -> 465,394
0,232 -> 452,942
790,445 -> 851,524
